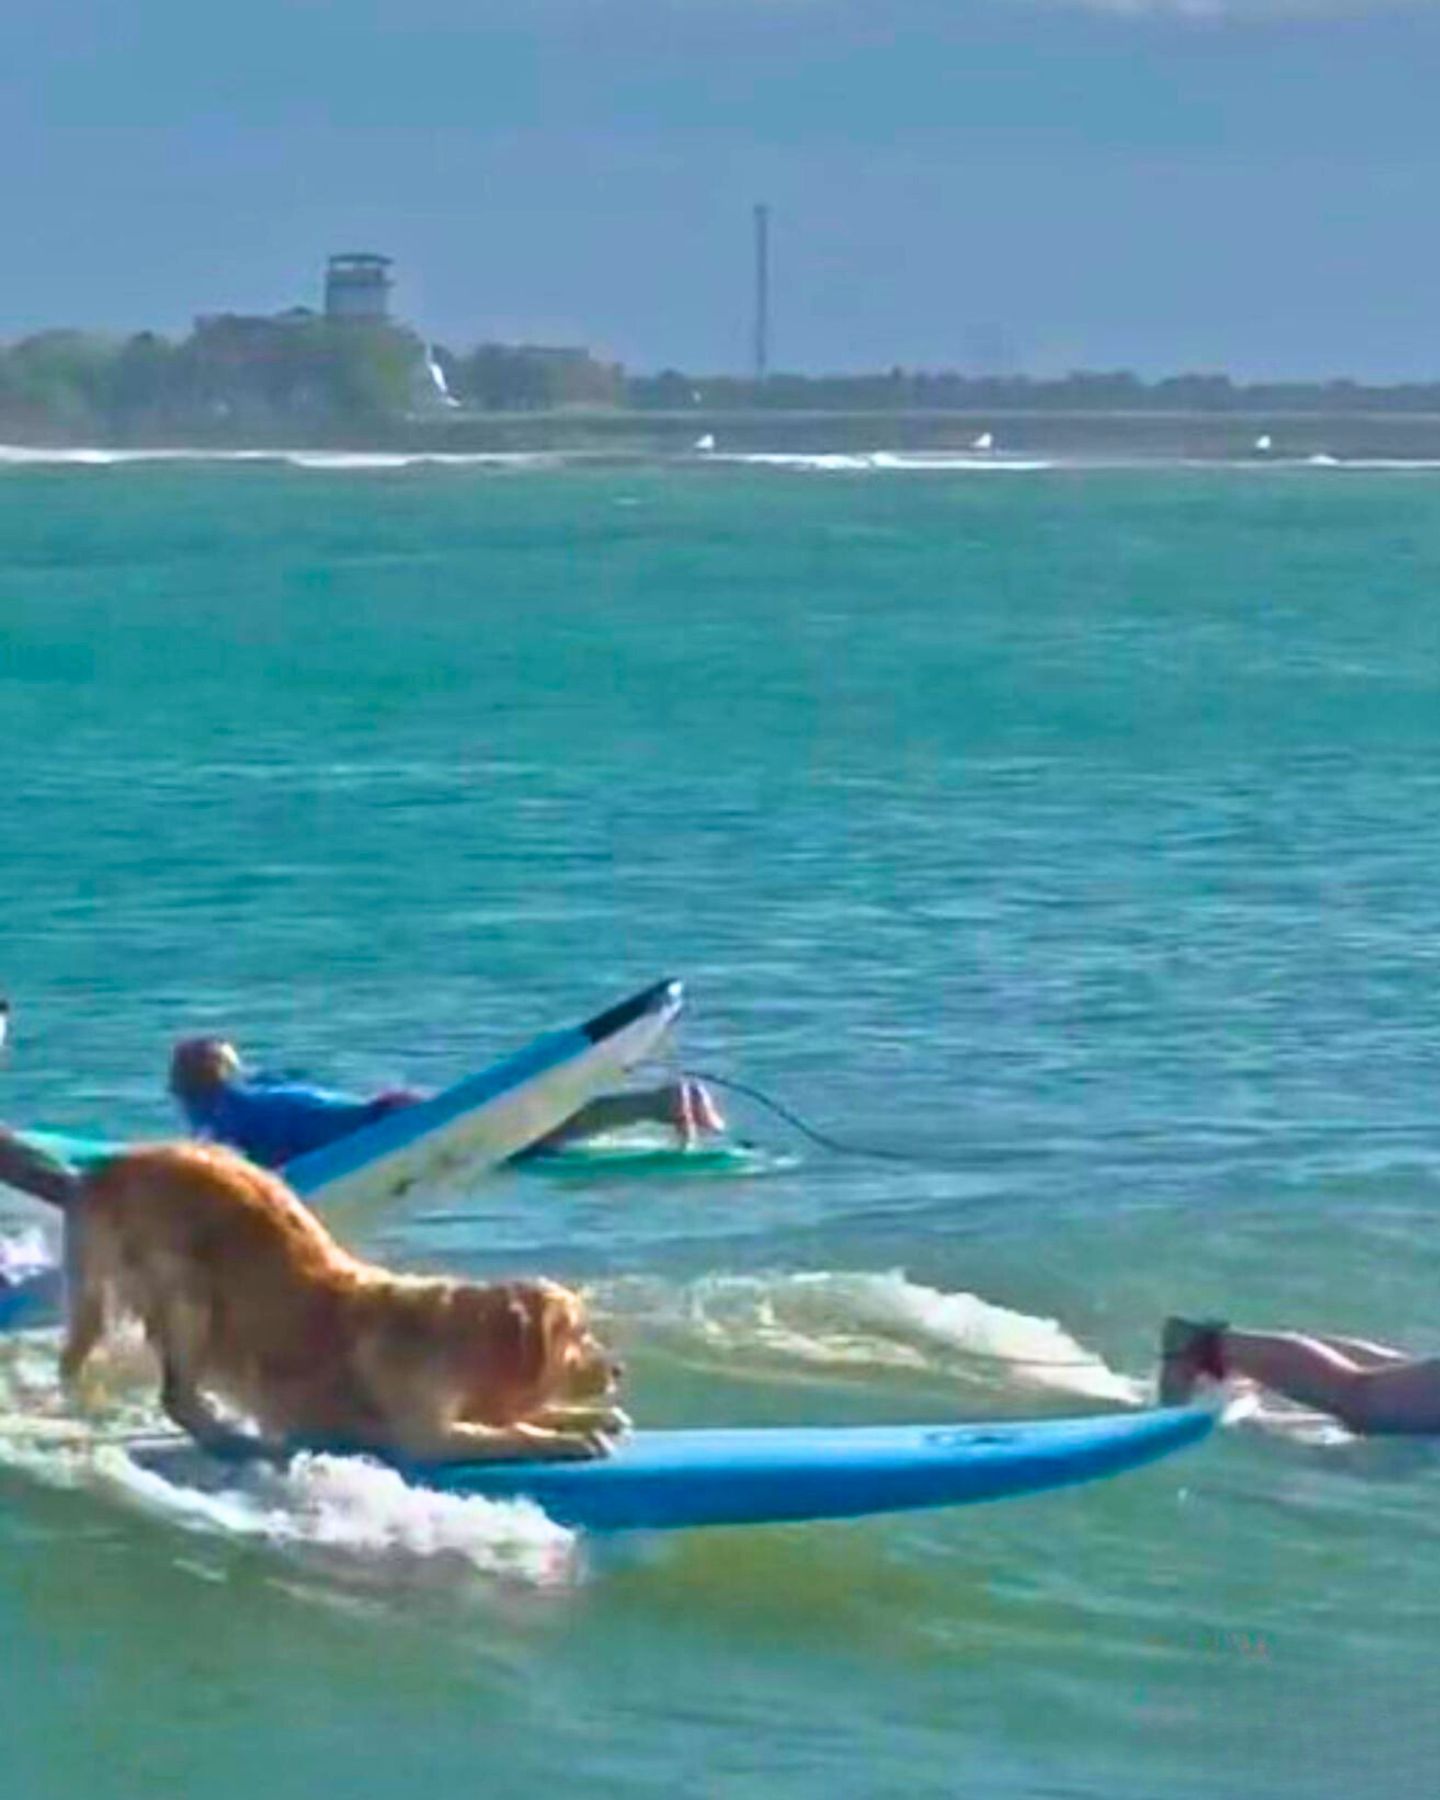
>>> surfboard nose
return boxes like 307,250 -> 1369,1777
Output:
580,979 -> 684,1044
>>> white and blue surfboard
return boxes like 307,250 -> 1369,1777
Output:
279,976 -> 685,1214
120,1405 -> 1216,1533
0,978 -> 685,1331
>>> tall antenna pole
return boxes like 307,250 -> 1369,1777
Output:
753,203 -> 770,383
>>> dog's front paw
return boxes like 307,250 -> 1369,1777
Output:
554,1426 -> 613,1461
505,1421 -> 607,1462
538,1423 -> 621,1461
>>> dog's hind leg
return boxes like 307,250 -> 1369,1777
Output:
58,1213 -> 108,1391
59,1295 -> 106,1391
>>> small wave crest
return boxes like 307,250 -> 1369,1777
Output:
866,450 -> 1053,473
608,1268 -> 1141,1404
0,444 -> 565,472
280,451 -> 562,472
705,450 -> 1052,474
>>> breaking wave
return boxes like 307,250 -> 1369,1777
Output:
606,1267 -> 1142,1405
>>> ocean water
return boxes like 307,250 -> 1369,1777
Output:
2,455 -> 1440,1797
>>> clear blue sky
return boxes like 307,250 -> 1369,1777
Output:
5,0 -> 1440,378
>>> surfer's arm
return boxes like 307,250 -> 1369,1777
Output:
0,1128 -> 82,1210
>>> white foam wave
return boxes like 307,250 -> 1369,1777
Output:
706,450 -> 1052,474
1307,457 -> 1440,472
0,445 -> 261,468
0,444 -> 565,472
6,441 -> 1440,476
0,1225 -> 55,1283
706,451 -> 877,472
0,1336 -> 574,1585
611,1268 -> 1141,1404
866,450 -> 1053,473
281,450 -> 561,472
1184,454 -> 1440,474
105,1447 -> 574,1578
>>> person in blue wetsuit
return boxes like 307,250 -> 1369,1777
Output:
168,1038 -> 725,1171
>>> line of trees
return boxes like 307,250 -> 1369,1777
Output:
0,319 -> 422,440
0,319 -> 625,440
4,317 -> 1440,442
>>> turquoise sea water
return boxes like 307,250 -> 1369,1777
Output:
3,455 -> 1440,1797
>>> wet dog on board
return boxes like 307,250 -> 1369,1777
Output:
0,1130 -> 625,1464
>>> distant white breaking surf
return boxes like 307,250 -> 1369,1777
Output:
0,445 -> 565,470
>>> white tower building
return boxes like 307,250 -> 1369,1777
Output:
324,253 -> 394,322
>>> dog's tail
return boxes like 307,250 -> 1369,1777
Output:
0,1126 -> 81,1210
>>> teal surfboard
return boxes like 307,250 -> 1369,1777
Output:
119,1405 -> 1215,1533
18,1128 -> 786,1185
12,1129 -> 118,1173
520,1136 -> 794,1179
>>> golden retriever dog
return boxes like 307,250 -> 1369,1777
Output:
7,1135 -> 624,1464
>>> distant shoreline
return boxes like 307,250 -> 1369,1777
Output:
14,315 -> 1440,458
10,407 -> 1440,461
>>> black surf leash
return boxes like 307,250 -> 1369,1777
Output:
682,1068 -> 1003,1172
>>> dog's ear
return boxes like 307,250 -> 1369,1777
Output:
453,1283 -> 551,1388
449,1282 -> 585,1410
503,1287 -> 553,1385
534,1282 -> 584,1376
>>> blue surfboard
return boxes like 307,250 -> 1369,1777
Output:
122,1406 -> 1215,1533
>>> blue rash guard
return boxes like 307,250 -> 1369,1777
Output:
180,1074 -> 402,1170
